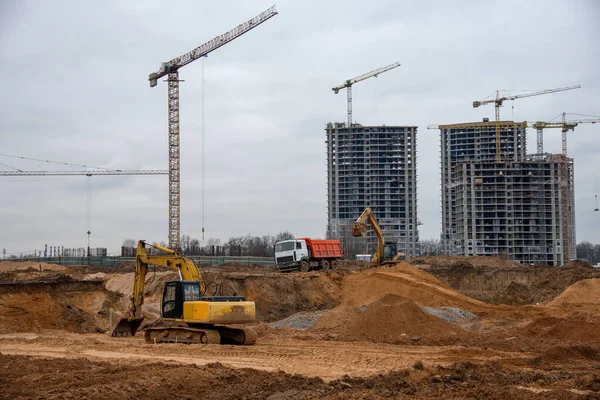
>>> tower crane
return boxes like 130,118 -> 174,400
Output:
148,6 -> 278,250
332,62 -> 401,127
473,85 -> 580,162
528,112 -> 600,156
527,112 -> 600,265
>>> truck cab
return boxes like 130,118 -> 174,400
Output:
274,240 -> 308,269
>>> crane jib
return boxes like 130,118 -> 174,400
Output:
166,6 -> 277,70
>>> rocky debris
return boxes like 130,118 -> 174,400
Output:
420,306 -> 478,323
269,310 -> 328,329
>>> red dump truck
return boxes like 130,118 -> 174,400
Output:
274,237 -> 343,272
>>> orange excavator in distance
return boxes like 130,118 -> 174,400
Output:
109,240 -> 256,345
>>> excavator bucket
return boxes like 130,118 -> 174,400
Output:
109,311 -> 144,337
352,222 -> 369,237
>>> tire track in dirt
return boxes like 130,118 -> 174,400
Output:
0,333 -> 533,381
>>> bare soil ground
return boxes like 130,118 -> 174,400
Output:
1,258 -> 600,399
413,256 -> 600,305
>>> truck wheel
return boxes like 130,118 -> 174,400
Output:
330,260 -> 338,270
322,260 -> 331,271
299,261 -> 309,272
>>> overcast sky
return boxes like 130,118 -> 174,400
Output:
1,0 -> 599,255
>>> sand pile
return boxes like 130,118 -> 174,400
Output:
0,261 -> 66,272
546,279 -> 600,315
340,262 -> 493,312
311,293 -> 461,343
307,263 -> 481,344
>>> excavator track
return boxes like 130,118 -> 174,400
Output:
144,325 -> 256,345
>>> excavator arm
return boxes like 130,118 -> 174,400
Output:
352,208 -> 385,263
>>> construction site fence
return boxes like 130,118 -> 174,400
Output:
5,255 -> 277,268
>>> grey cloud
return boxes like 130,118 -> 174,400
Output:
1,0 -> 599,254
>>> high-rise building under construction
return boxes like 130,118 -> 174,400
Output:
326,122 -> 419,256
438,120 -> 575,265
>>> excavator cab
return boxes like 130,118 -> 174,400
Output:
161,281 -> 248,320
382,242 -> 397,262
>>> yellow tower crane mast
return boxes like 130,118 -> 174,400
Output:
332,62 -> 401,127
148,7 -> 278,250
473,85 -> 580,162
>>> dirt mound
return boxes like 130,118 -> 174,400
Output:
521,317 -> 600,342
424,260 -> 600,306
0,261 -> 66,272
340,262 -> 493,312
0,289 -> 120,333
311,293 -> 461,343
411,255 -> 520,269
542,344 -> 600,362
0,271 -> 122,333
547,279 -> 600,312
565,259 -> 595,269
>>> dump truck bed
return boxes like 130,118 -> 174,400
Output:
299,238 -> 342,259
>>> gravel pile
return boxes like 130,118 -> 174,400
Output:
269,310 -> 328,330
420,306 -> 477,323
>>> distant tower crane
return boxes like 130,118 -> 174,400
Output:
473,85 -> 580,162
332,62 -> 401,127
528,113 -> 600,156
527,112 -> 600,264
148,6 -> 278,250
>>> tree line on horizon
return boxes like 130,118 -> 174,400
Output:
121,232 -> 296,257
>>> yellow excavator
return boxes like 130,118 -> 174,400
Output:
352,207 -> 405,266
109,240 -> 256,345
